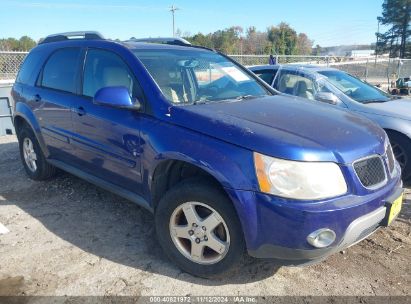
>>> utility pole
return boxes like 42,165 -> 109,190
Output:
169,5 -> 179,37
375,19 -> 380,64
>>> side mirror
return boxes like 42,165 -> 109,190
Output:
314,92 -> 339,105
93,86 -> 141,110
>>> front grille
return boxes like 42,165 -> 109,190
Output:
386,144 -> 395,174
353,156 -> 386,188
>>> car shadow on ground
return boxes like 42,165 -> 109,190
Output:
0,140 -> 282,285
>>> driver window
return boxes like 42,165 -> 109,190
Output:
83,49 -> 142,99
275,71 -> 316,100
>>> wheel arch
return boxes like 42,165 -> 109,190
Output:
384,128 -> 411,179
150,157 -> 232,209
13,103 -> 50,157
384,128 -> 410,139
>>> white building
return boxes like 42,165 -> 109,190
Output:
350,50 -> 375,58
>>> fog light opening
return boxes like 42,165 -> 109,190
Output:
307,228 -> 336,248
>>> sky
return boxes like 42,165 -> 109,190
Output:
0,0 -> 385,47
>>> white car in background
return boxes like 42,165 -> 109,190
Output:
250,64 -> 411,180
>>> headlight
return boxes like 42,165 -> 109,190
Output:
254,152 -> 347,200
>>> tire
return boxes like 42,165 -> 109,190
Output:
387,132 -> 411,180
18,125 -> 57,181
155,179 -> 245,278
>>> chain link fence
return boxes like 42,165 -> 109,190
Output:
1,51 -> 411,89
0,51 -> 27,81
229,54 -> 411,87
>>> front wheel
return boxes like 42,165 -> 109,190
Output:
388,132 -> 411,180
155,180 -> 245,278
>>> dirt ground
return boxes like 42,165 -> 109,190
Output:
0,135 -> 410,297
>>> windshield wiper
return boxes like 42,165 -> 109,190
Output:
192,99 -> 209,105
192,94 -> 264,105
192,96 -> 213,105
235,94 -> 263,101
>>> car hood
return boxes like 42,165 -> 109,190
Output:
360,99 -> 411,121
170,96 -> 386,164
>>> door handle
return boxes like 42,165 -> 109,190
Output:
34,94 -> 41,102
74,106 -> 86,116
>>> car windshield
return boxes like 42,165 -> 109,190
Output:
319,70 -> 392,103
132,48 -> 270,104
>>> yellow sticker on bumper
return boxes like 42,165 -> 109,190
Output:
388,193 -> 403,225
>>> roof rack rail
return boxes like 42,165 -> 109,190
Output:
39,31 -> 105,44
126,37 -> 191,46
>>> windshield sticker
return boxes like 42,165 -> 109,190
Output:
221,66 -> 250,82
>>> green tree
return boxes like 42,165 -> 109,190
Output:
18,36 -> 37,51
267,22 -> 297,55
185,33 -> 214,49
208,26 -> 243,54
377,0 -> 411,58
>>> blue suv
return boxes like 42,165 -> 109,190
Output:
12,32 -> 403,278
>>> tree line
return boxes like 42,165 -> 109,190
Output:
0,36 -> 37,51
0,23 -> 318,55
181,23 -> 317,55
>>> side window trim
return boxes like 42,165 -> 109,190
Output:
37,47 -> 82,95
272,68 -> 282,91
269,70 -> 277,86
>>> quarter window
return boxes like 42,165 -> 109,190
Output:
41,48 -> 82,93
16,50 -> 44,85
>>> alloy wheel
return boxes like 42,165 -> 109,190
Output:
22,137 -> 37,172
169,202 -> 230,265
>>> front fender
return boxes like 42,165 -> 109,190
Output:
140,116 -> 258,193
367,112 -> 411,140
351,106 -> 411,140
14,102 -> 50,157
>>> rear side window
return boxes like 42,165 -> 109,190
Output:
253,69 -> 277,85
83,49 -> 140,98
16,51 -> 43,85
41,48 -> 82,93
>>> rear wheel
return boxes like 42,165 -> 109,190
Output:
18,126 -> 57,180
155,180 -> 245,278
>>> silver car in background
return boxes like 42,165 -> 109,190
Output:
250,64 -> 411,179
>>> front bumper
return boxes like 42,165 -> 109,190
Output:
225,173 -> 403,263
248,195 -> 395,261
